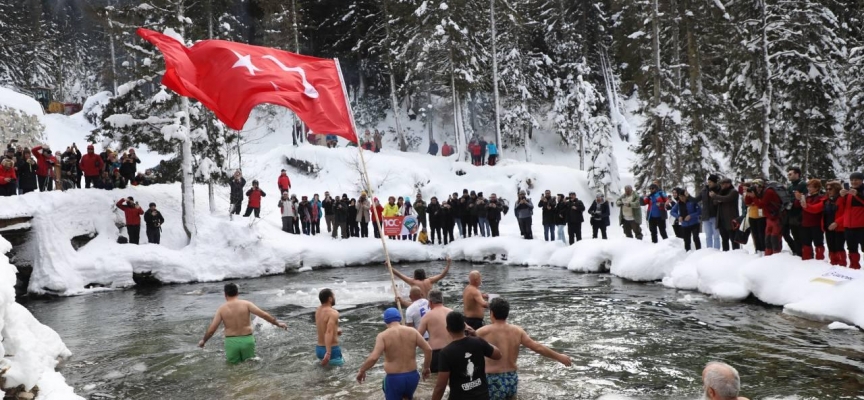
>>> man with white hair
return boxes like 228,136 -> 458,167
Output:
702,362 -> 749,400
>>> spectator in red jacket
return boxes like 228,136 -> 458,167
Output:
750,180 -> 783,256
31,145 -> 57,192
79,145 -> 104,188
278,169 -> 291,194
441,142 -> 453,157
842,172 -> 864,269
372,197 -> 384,238
244,180 -> 267,218
117,196 -> 144,244
798,179 -> 826,260
823,182 -> 847,266
0,158 -> 17,197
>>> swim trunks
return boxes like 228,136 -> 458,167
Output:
315,345 -> 345,366
487,371 -> 519,400
224,335 -> 255,364
382,370 -> 420,400
430,349 -> 441,373
465,317 -> 485,330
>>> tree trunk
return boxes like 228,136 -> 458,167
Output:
181,97 -> 196,242
449,52 -> 463,161
490,0 -> 503,159
759,1 -> 772,179
427,83 -> 434,143
382,0 -> 408,151
651,0 -> 664,180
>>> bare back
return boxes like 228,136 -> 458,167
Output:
218,300 -> 255,337
380,325 -> 426,374
477,323 -> 524,374
417,306 -> 452,350
462,285 -> 485,319
315,306 -> 340,347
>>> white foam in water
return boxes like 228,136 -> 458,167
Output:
273,280 -> 407,308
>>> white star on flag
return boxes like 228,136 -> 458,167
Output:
231,50 -> 261,76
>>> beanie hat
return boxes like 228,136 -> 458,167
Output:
708,174 -> 720,183
648,184 -> 659,191
373,197 -> 379,203
383,308 -> 402,324
87,144 -> 94,149
850,172 -> 864,181
361,191 -> 367,196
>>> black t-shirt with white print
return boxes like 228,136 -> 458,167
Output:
438,336 -> 495,400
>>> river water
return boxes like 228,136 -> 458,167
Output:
23,262 -> 864,399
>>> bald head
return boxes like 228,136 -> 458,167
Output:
468,271 -> 481,286
409,286 -> 423,301
702,362 -> 741,400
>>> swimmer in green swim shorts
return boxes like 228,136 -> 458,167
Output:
476,297 -> 572,399
199,283 -> 287,364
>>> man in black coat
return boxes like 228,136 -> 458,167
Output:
538,189 -> 557,242
565,192 -> 586,244
332,194 -> 349,239
228,170 -> 246,220
427,196 -> 443,244
322,191 -> 335,232
15,150 -> 38,194
487,193 -> 505,237
144,203 -> 165,244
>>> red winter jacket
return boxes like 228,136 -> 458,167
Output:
246,188 -> 266,208
441,145 -> 453,157
80,153 -> 104,177
31,146 -> 56,177
754,187 -> 782,220
800,193 -> 825,229
843,186 -> 864,230
0,166 -> 16,186
278,174 -> 291,192
470,143 -> 481,156
116,199 -> 144,226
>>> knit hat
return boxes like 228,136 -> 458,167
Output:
851,172 -> 864,181
751,179 -> 764,187
373,197 -> 379,203
648,184 -> 659,191
383,308 -> 402,324
595,192 -> 604,198
708,174 -> 720,183
87,144 -> 94,150
361,191 -> 367,196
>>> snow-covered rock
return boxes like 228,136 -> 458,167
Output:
0,236 -> 83,399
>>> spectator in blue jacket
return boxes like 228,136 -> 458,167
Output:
670,188 -> 702,251
487,142 -> 499,166
642,183 -> 669,243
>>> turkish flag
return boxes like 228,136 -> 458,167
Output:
136,28 -> 357,143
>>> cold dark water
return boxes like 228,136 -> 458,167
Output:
23,262 -> 864,399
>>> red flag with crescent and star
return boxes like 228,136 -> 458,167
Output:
136,28 -> 357,143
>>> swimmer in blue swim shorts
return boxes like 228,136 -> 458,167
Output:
356,308 -> 433,400
316,288 -> 345,366
476,297 -> 573,400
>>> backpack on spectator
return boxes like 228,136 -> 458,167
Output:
766,181 -> 792,213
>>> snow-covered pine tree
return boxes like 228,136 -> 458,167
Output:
841,0 -> 864,172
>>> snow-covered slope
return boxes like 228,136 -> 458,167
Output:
0,237 -> 83,399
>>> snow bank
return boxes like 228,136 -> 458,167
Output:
0,87 -> 44,117
0,236 -> 82,398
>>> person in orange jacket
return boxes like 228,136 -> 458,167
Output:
245,180 -> 267,218
278,169 -> 291,194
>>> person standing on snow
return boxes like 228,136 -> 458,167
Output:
750,180 -> 784,256
31,145 -> 57,192
400,196 -> 416,241
348,198 -> 359,237
441,142 -> 453,157
228,170 -> 246,219
841,172 -> 864,269
244,180 -> 266,219
783,167 -> 808,257
117,196 -> 144,244
565,192 -> 585,244
798,179 -> 826,261
487,141 -> 499,166
712,178 -> 741,251
144,202 -> 165,245
322,191 -> 335,233
332,194 -> 349,239
487,193 -> 506,238
357,192 -> 372,238
428,139 -> 439,156
277,169 -> 291,194
695,175 -> 721,249
476,193 -> 490,237
642,183 -> 669,243
373,129 -> 383,152
822,182 -> 846,266
479,137 -> 488,165
14,149 -> 37,194
310,194 -> 323,235
0,158 -> 16,197
615,185 -> 644,240
427,196 -> 443,244
538,190 -> 557,242
299,195 -> 313,235
514,190 -> 534,240
279,192 -> 297,234
588,193 -> 611,240
79,145 -> 104,189
414,194 -> 428,230
670,188 -> 702,251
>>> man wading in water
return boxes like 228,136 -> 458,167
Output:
316,288 -> 344,366
356,308 -> 433,400
198,283 -> 287,364
463,270 -> 489,330
391,257 -> 451,298
477,298 -> 571,399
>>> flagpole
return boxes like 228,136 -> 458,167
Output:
334,58 -> 404,320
